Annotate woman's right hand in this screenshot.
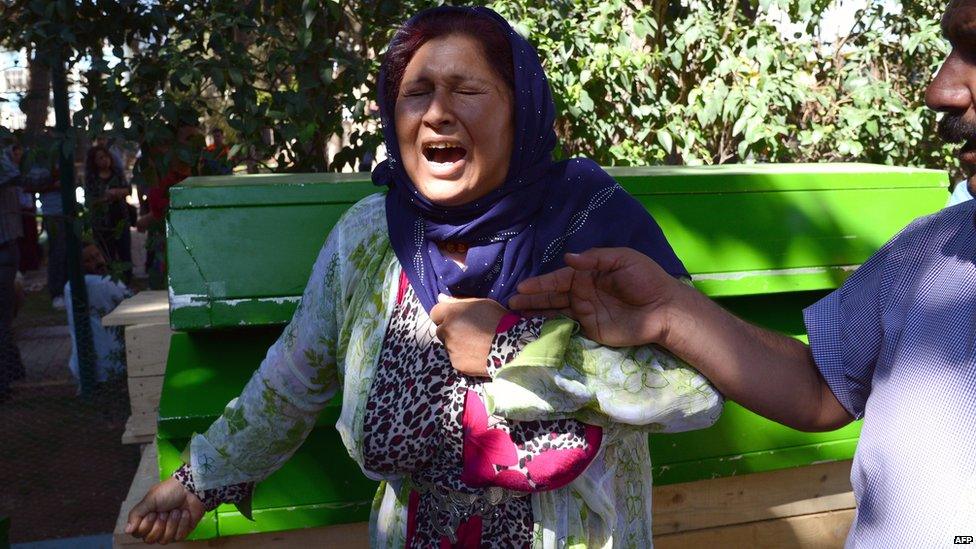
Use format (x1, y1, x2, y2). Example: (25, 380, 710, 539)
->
(124, 477, 205, 544)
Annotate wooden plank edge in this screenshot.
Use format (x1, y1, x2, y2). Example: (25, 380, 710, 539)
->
(122, 416, 156, 445)
(654, 508, 855, 549)
(103, 292, 170, 327)
(651, 459, 855, 535)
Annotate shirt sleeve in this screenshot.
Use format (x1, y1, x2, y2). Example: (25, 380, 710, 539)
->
(184, 225, 345, 491)
(483, 316, 723, 434)
(802, 232, 902, 419)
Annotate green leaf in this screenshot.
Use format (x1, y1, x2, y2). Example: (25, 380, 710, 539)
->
(229, 68, 243, 86)
(579, 90, 594, 113)
(656, 129, 673, 152)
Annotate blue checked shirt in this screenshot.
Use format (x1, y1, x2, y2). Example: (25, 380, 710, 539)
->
(804, 199, 976, 547)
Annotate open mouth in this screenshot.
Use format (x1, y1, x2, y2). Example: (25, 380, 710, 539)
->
(423, 142, 468, 165)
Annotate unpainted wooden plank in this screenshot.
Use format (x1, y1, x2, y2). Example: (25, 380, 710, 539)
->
(104, 291, 170, 327)
(121, 425, 155, 445)
(115, 514, 367, 548)
(125, 324, 173, 375)
(129, 402, 160, 422)
(652, 460, 855, 535)
(130, 393, 161, 414)
(128, 375, 164, 403)
(124, 412, 158, 436)
(654, 508, 855, 549)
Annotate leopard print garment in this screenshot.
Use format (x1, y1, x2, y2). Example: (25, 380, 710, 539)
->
(362, 275, 600, 548)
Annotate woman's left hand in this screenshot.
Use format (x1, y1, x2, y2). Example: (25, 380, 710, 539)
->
(430, 295, 508, 377)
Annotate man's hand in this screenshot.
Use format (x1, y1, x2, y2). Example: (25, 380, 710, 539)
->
(124, 477, 205, 544)
(430, 295, 508, 377)
(509, 248, 687, 348)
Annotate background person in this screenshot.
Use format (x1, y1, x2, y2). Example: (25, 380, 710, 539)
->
(12, 144, 41, 273)
(64, 243, 132, 389)
(0, 142, 25, 401)
(201, 128, 232, 175)
(37, 163, 66, 309)
(85, 144, 133, 282)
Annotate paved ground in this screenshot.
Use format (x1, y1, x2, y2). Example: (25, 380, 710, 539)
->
(12, 533, 113, 549)
(2, 239, 144, 543)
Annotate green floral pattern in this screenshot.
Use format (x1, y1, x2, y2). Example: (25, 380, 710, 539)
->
(187, 193, 723, 547)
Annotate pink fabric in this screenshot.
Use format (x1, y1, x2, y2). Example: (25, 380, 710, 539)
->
(495, 312, 521, 333)
(398, 271, 411, 305)
(460, 389, 602, 492)
(405, 491, 419, 548)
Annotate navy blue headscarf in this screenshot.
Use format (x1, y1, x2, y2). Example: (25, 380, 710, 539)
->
(373, 6, 686, 313)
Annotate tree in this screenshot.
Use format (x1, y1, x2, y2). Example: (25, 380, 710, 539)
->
(0, 0, 958, 179)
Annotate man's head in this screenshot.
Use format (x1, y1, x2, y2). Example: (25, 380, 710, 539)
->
(81, 244, 108, 276)
(211, 128, 224, 148)
(926, 0, 976, 167)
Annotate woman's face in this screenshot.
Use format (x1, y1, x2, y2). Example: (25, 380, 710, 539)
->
(395, 34, 514, 207)
(95, 150, 112, 170)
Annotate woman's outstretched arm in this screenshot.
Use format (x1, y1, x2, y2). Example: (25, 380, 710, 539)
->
(126, 226, 348, 544)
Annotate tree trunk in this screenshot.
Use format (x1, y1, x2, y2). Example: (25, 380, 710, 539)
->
(22, 49, 51, 138)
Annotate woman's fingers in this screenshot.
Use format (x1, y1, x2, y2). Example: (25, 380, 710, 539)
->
(159, 509, 181, 544)
(144, 512, 169, 543)
(175, 510, 192, 541)
(125, 499, 151, 534)
(134, 512, 157, 539)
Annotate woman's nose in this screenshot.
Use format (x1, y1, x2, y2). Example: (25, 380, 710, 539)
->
(926, 50, 976, 113)
(422, 89, 455, 130)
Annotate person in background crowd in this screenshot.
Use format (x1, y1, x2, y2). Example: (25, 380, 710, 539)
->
(35, 160, 66, 309)
(0, 141, 26, 402)
(12, 144, 41, 272)
(137, 122, 203, 289)
(64, 243, 131, 389)
(95, 133, 126, 173)
(201, 128, 233, 175)
(85, 144, 133, 283)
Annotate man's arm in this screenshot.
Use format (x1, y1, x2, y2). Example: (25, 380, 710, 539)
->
(662, 280, 852, 431)
(510, 247, 853, 432)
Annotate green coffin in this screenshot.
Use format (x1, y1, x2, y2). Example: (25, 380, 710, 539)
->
(159, 163, 947, 539)
(166, 164, 947, 330)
